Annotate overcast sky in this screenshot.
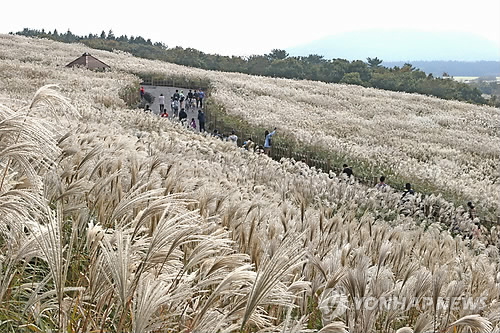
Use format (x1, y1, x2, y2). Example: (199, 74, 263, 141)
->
(1, 0, 499, 57)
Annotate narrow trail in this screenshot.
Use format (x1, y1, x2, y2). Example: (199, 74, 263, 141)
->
(143, 85, 203, 128)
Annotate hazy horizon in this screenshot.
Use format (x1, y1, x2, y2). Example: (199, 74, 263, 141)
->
(287, 29, 500, 62)
(1, 0, 499, 59)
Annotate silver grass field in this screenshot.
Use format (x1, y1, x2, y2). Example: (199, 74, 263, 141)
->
(0, 34, 499, 332)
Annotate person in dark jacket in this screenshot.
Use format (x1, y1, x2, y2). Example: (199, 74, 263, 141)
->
(179, 108, 187, 125)
(194, 90, 200, 107)
(467, 201, 477, 220)
(342, 164, 353, 178)
(173, 90, 180, 101)
(197, 109, 206, 132)
(402, 183, 414, 198)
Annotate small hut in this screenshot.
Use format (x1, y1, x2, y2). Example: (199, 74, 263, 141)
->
(66, 53, 110, 71)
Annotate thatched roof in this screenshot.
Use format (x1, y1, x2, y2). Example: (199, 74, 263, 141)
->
(66, 53, 110, 70)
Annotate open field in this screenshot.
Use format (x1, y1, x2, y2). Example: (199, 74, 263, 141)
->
(0, 35, 500, 332)
(1, 35, 499, 220)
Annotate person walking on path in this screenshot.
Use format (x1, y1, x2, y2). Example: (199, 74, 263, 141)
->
(190, 118, 197, 130)
(466, 202, 481, 238)
(179, 90, 185, 109)
(467, 201, 477, 220)
(172, 97, 179, 117)
(264, 128, 276, 155)
(243, 138, 255, 151)
(342, 164, 353, 178)
(213, 129, 224, 140)
(197, 109, 206, 132)
(140, 86, 145, 99)
(228, 131, 238, 145)
(179, 108, 187, 125)
(199, 90, 205, 108)
(194, 90, 200, 108)
(399, 182, 415, 216)
(402, 183, 414, 198)
(375, 176, 388, 191)
(159, 93, 165, 113)
(173, 90, 180, 101)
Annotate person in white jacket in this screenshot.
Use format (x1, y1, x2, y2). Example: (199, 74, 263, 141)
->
(158, 93, 165, 113)
(228, 131, 238, 145)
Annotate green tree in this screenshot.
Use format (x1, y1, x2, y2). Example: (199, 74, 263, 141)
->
(62, 29, 78, 43)
(340, 72, 364, 85)
(247, 55, 271, 76)
(266, 49, 288, 61)
(367, 57, 383, 68)
(401, 63, 416, 72)
(370, 72, 398, 90)
(348, 60, 371, 82)
(325, 59, 349, 83)
(270, 58, 304, 79)
(303, 54, 326, 64)
(117, 35, 129, 42)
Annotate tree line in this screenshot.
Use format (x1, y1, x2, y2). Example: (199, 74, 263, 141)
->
(14, 28, 497, 107)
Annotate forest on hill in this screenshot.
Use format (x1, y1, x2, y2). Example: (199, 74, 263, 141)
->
(13, 28, 498, 107)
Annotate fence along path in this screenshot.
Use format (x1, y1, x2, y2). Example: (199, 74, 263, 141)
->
(203, 102, 378, 184)
(202, 98, 500, 228)
(141, 83, 499, 227)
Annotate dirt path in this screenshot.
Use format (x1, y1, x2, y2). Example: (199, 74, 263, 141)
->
(143, 85, 204, 130)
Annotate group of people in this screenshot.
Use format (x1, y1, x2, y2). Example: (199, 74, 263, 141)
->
(140, 86, 205, 117)
(157, 89, 205, 116)
(373, 175, 480, 236)
(168, 108, 206, 133)
(140, 87, 207, 133)
(211, 130, 239, 144)
(208, 128, 277, 156)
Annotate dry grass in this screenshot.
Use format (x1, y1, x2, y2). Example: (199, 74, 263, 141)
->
(1, 35, 499, 332)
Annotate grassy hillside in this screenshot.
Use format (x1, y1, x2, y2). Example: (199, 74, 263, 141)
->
(14, 29, 493, 106)
(0, 34, 499, 332)
(1, 35, 498, 218)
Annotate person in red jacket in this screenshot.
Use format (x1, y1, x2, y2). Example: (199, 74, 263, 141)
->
(140, 86, 145, 99)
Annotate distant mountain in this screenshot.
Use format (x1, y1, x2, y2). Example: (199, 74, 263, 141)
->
(381, 60, 500, 77)
(287, 30, 500, 62)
